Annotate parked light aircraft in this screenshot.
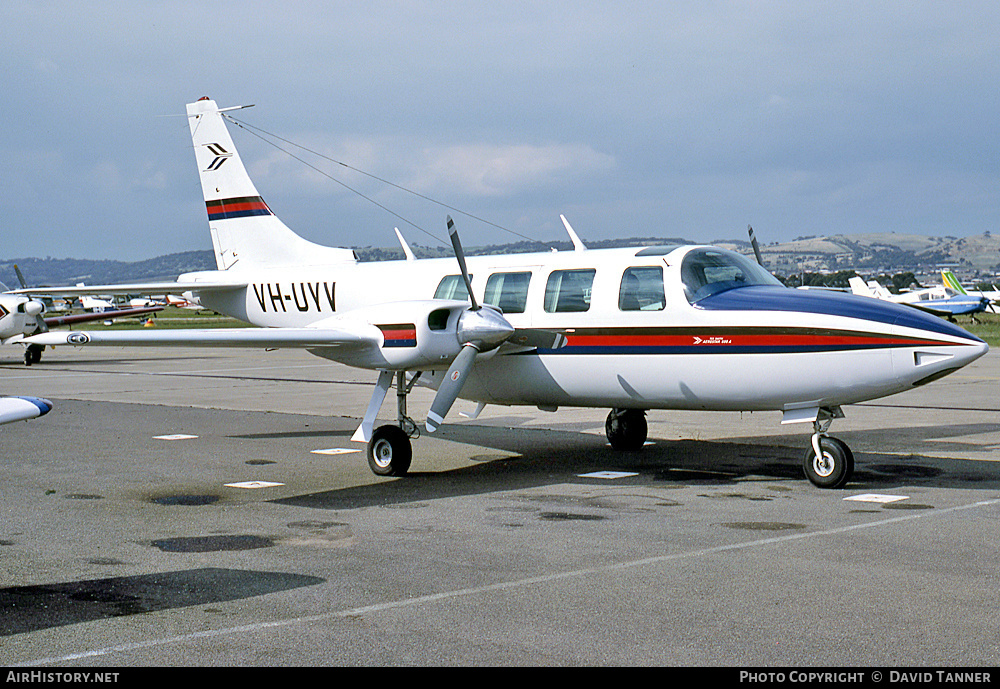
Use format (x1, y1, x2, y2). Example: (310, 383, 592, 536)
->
(0, 396, 52, 425)
(848, 276, 990, 319)
(942, 271, 999, 313)
(2, 270, 162, 365)
(20, 98, 989, 488)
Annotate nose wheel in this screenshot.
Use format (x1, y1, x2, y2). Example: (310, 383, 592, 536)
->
(802, 410, 854, 488)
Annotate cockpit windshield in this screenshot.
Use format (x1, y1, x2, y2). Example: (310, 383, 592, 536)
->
(681, 248, 783, 304)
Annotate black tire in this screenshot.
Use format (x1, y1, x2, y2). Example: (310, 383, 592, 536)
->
(367, 425, 413, 477)
(605, 409, 648, 451)
(24, 345, 42, 366)
(802, 436, 854, 489)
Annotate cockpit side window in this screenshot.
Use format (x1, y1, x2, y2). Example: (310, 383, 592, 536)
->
(484, 271, 531, 314)
(434, 274, 473, 300)
(544, 269, 595, 313)
(619, 266, 665, 311)
(680, 248, 782, 304)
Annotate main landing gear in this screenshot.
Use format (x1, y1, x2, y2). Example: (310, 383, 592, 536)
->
(801, 407, 854, 489)
(605, 408, 648, 450)
(356, 370, 419, 477)
(24, 344, 43, 366)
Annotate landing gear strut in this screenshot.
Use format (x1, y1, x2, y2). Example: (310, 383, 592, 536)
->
(605, 408, 647, 451)
(802, 408, 854, 489)
(357, 370, 420, 477)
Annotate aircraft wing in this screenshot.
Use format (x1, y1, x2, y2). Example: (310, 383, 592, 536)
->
(9, 281, 246, 297)
(24, 325, 381, 351)
(900, 299, 989, 317)
(43, 306, 163, 328)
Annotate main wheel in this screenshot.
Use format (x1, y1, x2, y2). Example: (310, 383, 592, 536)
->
(605, 409, 648, 451)
(24, 345, 42, 366)
(802, 436, 854, 489)
(367, 425, 413, 477)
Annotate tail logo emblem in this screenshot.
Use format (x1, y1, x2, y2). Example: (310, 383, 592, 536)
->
(204, 143, 232, 171)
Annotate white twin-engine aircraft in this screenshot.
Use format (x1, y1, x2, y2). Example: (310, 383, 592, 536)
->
(22, 98, 988, 488)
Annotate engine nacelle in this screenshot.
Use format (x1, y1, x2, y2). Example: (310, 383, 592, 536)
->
(309, 300, 477, 370)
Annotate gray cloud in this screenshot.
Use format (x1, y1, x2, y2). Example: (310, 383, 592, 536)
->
(2, 2, 997, 259)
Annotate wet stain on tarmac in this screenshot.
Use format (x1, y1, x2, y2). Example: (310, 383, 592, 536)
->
(723, 522, 806, 531)
(150, 494, 220, 506)
(0, 568, 324, 636)
(283, 521, 353, 548)
(539, 512, 606, 522)
(151, 535, 274, 552)
(699, 492, 774, 501)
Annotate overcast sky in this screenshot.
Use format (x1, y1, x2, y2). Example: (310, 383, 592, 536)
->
(3, 2, 998, 261)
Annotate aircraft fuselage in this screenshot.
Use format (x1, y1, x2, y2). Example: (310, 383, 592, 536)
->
(181, 244, 986, 415)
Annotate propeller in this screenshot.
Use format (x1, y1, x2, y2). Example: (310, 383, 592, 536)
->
(748, 225, 764, 267)
(425, 217, 516, 432)
(13, 264, 48, 334)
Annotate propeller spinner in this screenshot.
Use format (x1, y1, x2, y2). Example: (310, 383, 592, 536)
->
(13, 264, 47, 334)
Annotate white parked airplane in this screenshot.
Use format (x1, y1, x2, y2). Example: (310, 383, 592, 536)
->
(21, 98, 989, 488)
(848, 276, 990, 319)
(2, 269, 162, 365)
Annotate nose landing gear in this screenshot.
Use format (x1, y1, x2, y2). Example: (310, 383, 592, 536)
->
(802, 408, 854, 489)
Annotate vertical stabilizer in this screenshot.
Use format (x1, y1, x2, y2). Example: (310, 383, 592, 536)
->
(848, 277, 873, 297)
(186, 98, 356, 270)
(942, 270, 967, 295)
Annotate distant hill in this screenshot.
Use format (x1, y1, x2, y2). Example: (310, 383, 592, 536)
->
(750, 232, 1000, 278)
(3, 231, 997, 288)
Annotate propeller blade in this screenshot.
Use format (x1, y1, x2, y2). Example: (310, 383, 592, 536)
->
(13, 264, 28, 290)
(13, 265, 48, 332)
(447, 216, 479, 311)
(748, 225, 764, 266)
(509, 328, 567, 350)
(426, 344, 479, 432)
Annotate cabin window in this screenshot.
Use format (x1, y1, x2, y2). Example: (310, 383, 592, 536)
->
(484, 272, 531, 314)
(619, 266, 665, 311)
(680, 248, 782, 304)
(544, 269, 595, 313)
(434, 274, 473, 300)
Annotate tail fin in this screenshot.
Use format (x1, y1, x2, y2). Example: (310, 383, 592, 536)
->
(942, 270, 967, 294)
(186, 98, 356, 270)
(848, 277, 874, 297)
